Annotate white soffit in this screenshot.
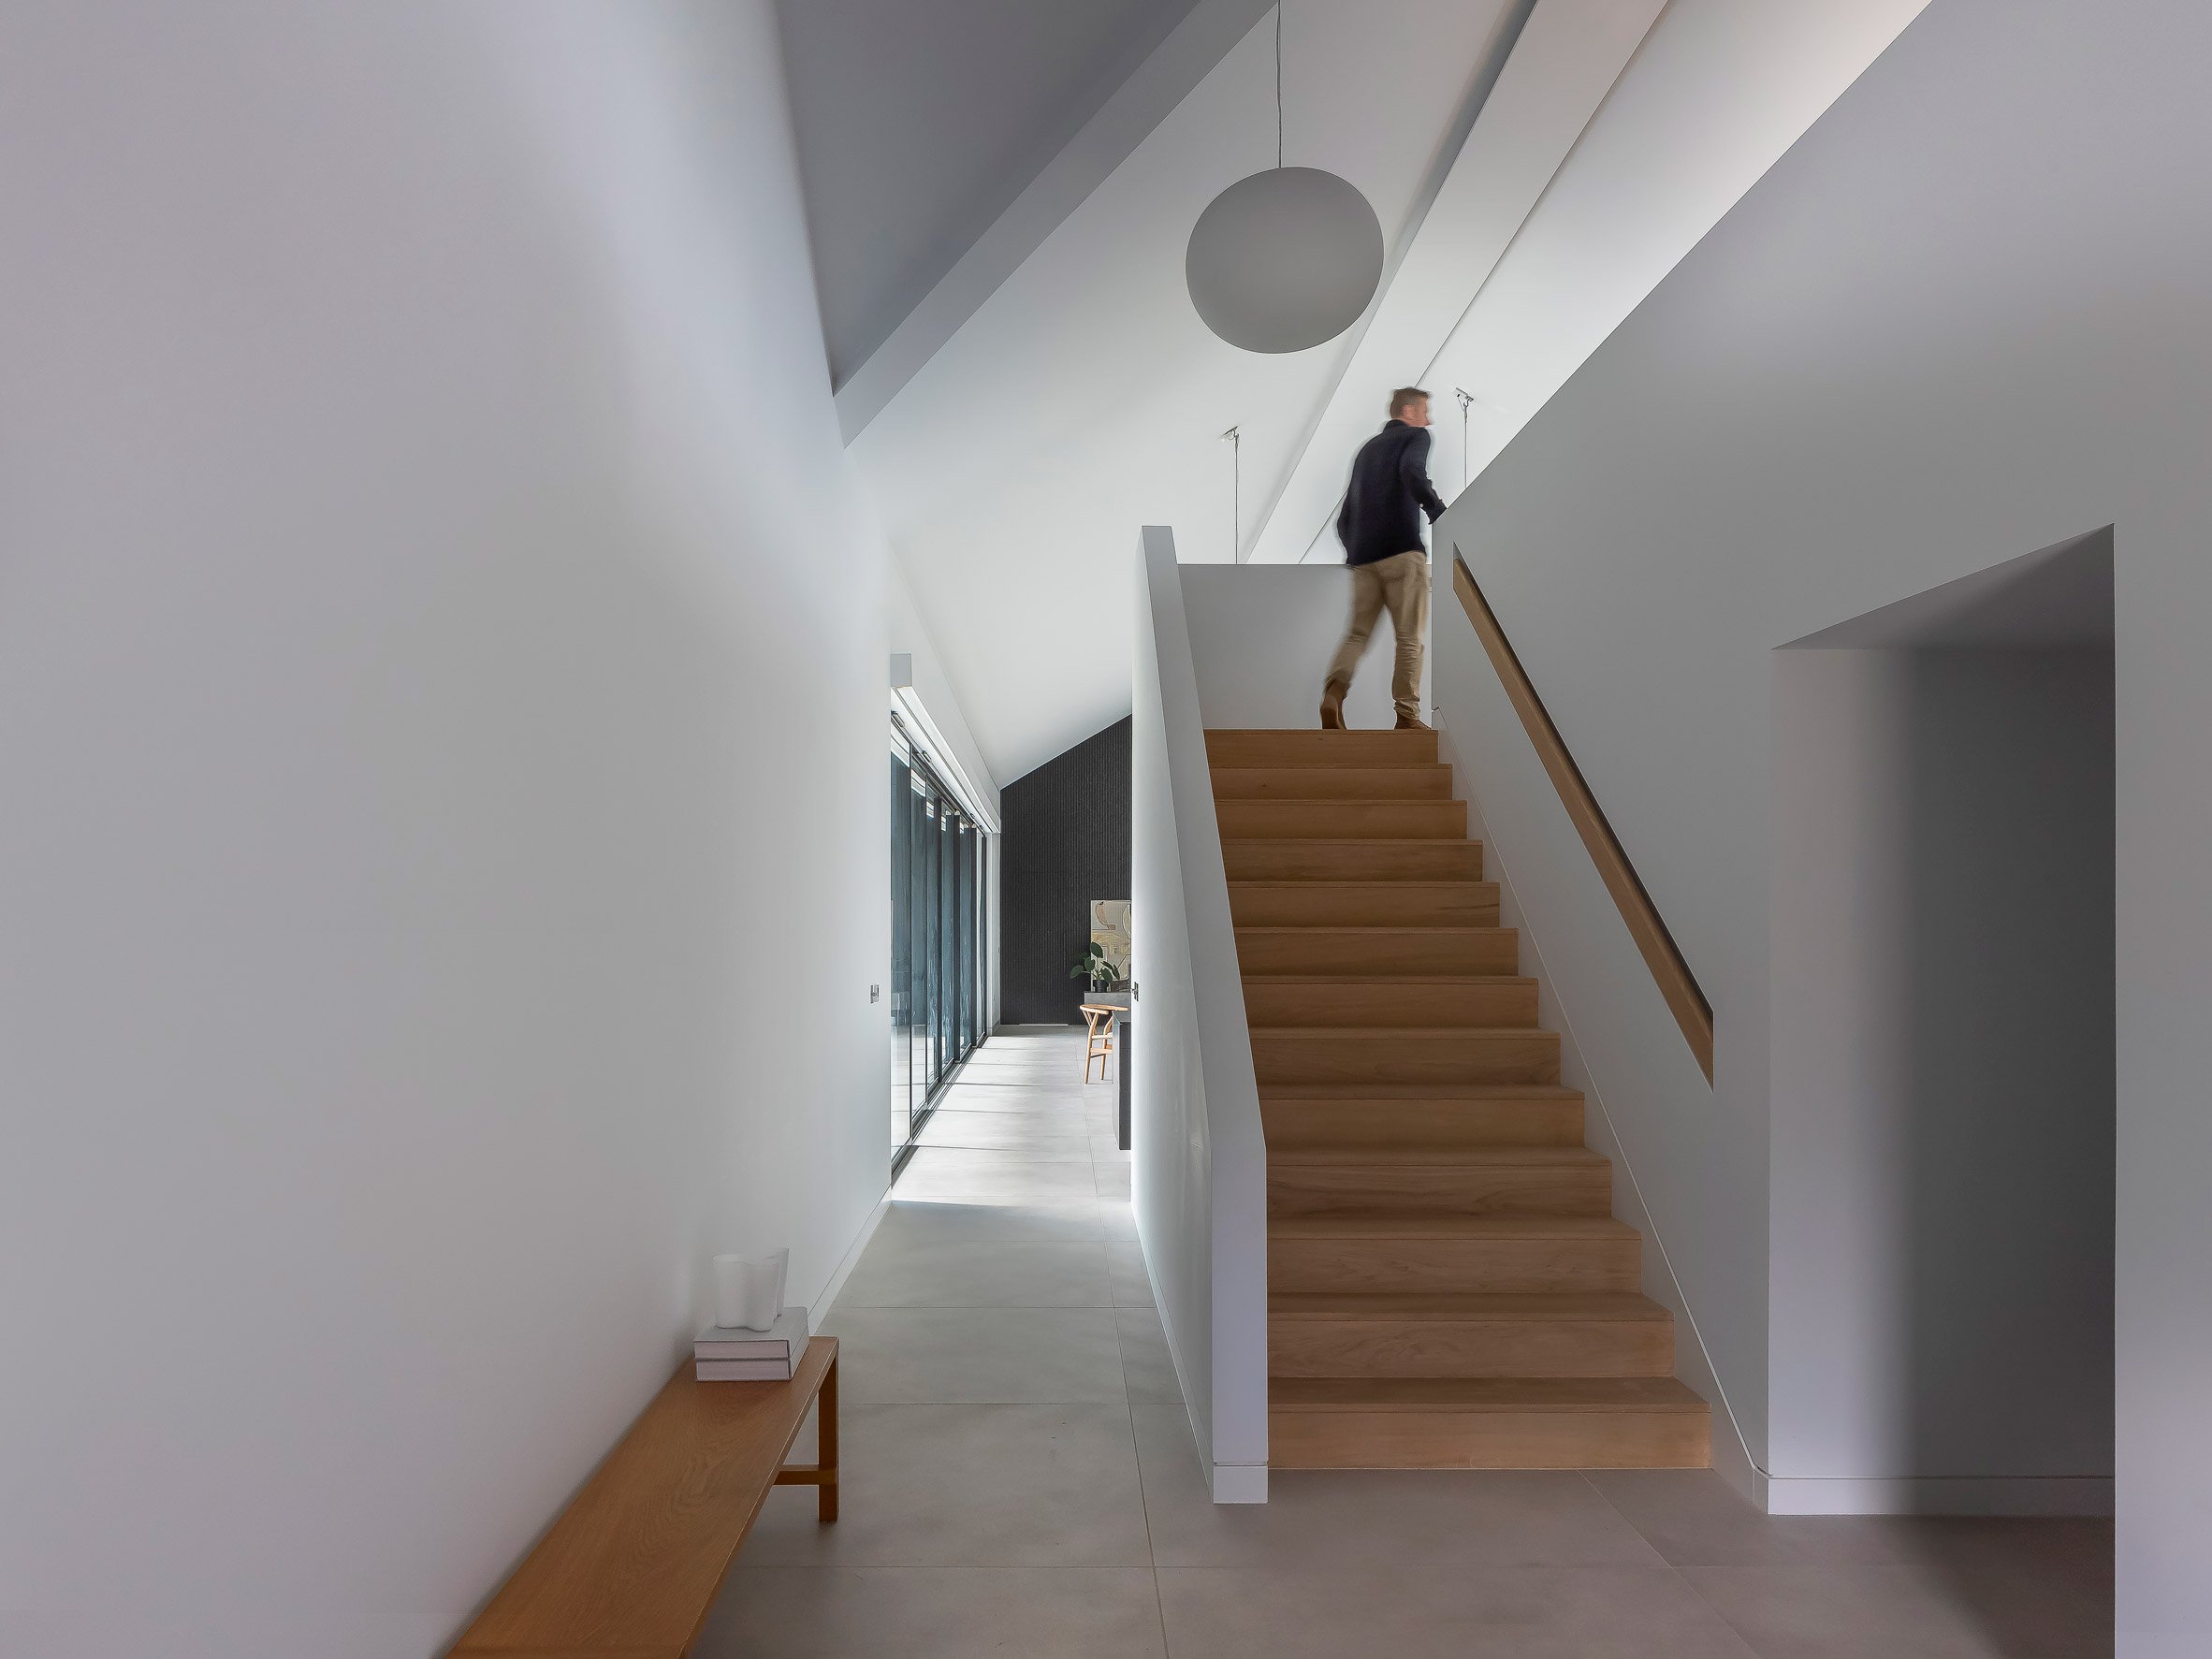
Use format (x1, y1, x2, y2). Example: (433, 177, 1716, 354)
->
(1416, 0, 1935, 526)
(1244, 0, 1668, 566)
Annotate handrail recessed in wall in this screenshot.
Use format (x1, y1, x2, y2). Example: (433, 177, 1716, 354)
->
(1449, 549, 1715, 1084)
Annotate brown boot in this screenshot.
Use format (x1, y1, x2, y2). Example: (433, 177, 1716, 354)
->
(1319, 683, 1346, 730)
(1394, 712, 1431, 731)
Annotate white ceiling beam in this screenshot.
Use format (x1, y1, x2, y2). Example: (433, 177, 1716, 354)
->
(1242, 0, 1668, 565)
(834, 0, 1278, 445)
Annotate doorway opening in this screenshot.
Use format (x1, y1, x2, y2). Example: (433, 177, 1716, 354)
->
(1770, 528, 2115, 1513)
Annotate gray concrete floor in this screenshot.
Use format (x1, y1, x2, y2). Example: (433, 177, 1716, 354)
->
(706, 1026, 2112, 1657)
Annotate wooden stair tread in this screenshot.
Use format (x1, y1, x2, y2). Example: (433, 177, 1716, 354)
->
(1223, 839, 1480, 853)
(1267, 1145, 1608, 1169)
(1238, 928, 1512, 942)
(1240, 974, 1536, 986)
(1250, 1025, 1555, 1038)
(1273, 1376, 1708, 1413)
(1271, 1291, 1668, 1323)
(1259, 1083, 1582, 1101)
(1206, 729, 1438, 766)
(1270, 1214, 1637, 1240)
(1230, 880, 1494, 890)
(1216, 775, 1453, 802)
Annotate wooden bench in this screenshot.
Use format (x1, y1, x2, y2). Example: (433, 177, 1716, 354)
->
(447, 1336, 838, 1658)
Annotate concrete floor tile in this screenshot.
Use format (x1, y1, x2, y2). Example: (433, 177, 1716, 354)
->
(912, 1109, 1093, 1158)
(739, 1403, 1152, 1568)
(1114, 1306, 1181, 1407)
(1588, 1474, 2116, 1586)
(837, 1236, 1111, 1308)
(933, 1083, 1099, 1113)
(699, 1567, 1165, 1658)
(1156, 1565, 1757, 1658)
(1680, 1563, 2109, 1658)
(871, 1197, 1106, 1246)
(822, 1306, 1128, 1404)
(1107, 1240, 1155, 1307)
(892, 1149, 1104, 1206)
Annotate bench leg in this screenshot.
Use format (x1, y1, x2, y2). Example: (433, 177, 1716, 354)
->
(817, 1351, 838, 1523)
(770, 1355, 842, 1522)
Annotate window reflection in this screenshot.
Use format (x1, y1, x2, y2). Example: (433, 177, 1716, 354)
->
(891, 720, 985, 1164)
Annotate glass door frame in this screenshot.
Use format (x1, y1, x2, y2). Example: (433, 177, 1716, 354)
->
(891, 717, 991, 1171)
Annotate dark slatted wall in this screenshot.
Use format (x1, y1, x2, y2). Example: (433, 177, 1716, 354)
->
(999, 717, 1132, 1026)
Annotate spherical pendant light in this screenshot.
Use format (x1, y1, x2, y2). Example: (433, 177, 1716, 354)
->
(1184, 7, 1382, 354)
(1186, 166, 1384, 354)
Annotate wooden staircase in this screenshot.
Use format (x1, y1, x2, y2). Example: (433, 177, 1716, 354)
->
(1211, 726, 1710, 1470)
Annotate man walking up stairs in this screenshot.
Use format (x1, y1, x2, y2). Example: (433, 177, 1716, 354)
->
(1320, 387, 1448, 733)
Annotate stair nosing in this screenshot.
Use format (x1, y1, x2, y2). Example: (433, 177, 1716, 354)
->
(1270, 1215, 1636, 1238)
(1241, 974, 1536, 985)
(1258, 1084, 1583, 1099)
(1235, 926, 1514, 938)
(1267, 1145, 1606, 1166)
(1250, 1026, 1558, 1039)
(1267, 1290, 1669, 1323)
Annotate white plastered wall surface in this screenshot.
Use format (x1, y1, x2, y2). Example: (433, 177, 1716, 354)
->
(0, 4, 988, 1655)
(1434, 0, 2208, 1646)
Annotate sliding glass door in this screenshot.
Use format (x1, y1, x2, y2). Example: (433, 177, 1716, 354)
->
(891, 721, 986, 1164)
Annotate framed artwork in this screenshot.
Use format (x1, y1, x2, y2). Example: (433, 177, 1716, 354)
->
(1089, 899, 1132, 982)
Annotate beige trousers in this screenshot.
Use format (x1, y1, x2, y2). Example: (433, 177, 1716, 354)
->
(1324, 550, 1430, 722)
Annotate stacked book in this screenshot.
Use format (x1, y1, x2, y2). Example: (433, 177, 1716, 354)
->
(694, 1305, 809, 1381)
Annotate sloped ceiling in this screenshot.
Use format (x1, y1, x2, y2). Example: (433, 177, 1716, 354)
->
(804, 0, 1929, 784)
(776, 0, 1201, 386)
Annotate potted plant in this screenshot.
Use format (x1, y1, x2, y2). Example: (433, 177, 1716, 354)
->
(1069, 942, 1115, 994)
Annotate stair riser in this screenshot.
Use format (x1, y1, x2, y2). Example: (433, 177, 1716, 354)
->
(1230, 885, 1500, 927)
(1268, 1407, 1709, 1470)
(1261, 1099, 1586, 1148)
(1270, 1235, 1638, 1294)
(1244, 980, 1537, 1029)
(1215, 800, 1467, 840)
(1269, 1318, 1673, 1379)
(1252, 1032, 1561, 1086)
(1236, 929, 1520, 976)
(1223, 841, 1483, 882)
(1208, 730, 1437, 767)
(1268, 1163, 1611, 1217)
(1212, 766, 1451, 801)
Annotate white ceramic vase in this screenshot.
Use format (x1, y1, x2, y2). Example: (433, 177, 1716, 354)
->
(712, 1248, 788, 1332)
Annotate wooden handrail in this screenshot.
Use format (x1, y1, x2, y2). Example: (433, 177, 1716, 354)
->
(1449, 551, 1714, 1084)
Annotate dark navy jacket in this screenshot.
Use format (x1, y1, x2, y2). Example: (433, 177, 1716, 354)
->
(1335, 419, 1448, 567)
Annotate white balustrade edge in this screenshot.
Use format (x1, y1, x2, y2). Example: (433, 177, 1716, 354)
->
(1132, 525, 1270, 1502)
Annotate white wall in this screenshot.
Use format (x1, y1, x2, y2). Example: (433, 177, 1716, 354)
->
(1434, 0, 2207, 1638)
(0, 6, 976, 1654)
(1771, 641, 2114, 1509)
(1131, 531, 1269, 1501)
(888, 555, 1001, 830)
(1181, 563, 1425, 731)
(1429, 604, 1763, 1493)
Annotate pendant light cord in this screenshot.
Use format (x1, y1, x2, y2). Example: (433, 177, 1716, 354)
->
(1274, 4, 1284, 169)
